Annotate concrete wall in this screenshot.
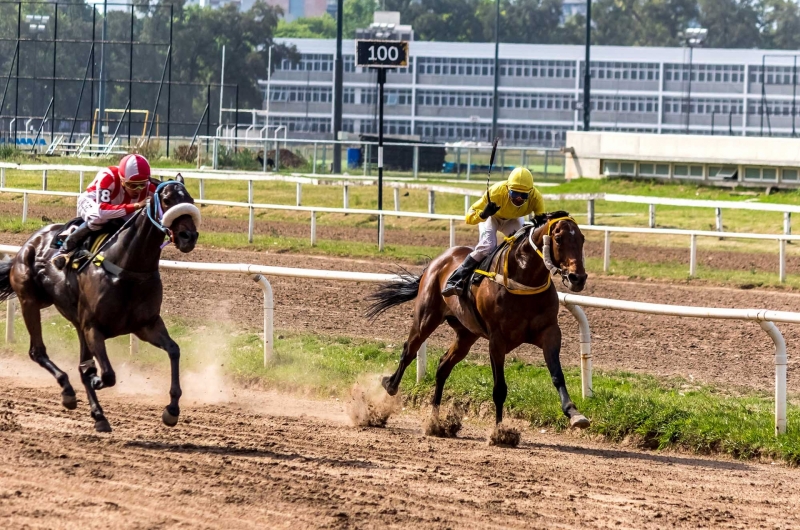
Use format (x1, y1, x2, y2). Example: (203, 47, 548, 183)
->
(565, 131, 800, 181)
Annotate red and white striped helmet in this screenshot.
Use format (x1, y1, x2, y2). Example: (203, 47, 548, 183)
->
(118, 154, 151, 184)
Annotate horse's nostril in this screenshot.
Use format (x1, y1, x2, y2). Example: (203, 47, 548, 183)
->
(178, 231, 191, 241)
(569, 273, 586, 284)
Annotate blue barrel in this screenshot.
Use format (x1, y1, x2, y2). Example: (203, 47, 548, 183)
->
(347, 147, 362, 169)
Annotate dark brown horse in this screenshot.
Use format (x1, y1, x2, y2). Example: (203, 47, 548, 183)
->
(0, 177, 200, 432)
(367, 212, 590, 433)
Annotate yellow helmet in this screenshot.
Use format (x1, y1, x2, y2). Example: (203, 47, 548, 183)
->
(507, 167, 534, 193)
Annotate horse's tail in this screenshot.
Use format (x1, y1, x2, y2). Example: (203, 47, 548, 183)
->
(0, 260, 15, 303)
(365, 267, 425, 320)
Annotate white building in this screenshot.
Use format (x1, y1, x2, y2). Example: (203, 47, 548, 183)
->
(262, 38, 800, 146)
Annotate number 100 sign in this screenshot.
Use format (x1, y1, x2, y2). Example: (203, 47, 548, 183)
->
(355, 40, 409, 68)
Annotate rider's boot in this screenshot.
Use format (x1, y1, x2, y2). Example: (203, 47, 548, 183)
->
(442, 255, 480, 297)
(52, 222, 92, 270)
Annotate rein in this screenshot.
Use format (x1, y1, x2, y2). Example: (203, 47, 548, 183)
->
(474, 216, 574, 295)
(147, 181, 178, 248)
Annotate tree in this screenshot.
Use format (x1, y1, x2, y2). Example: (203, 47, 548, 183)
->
(276, 15, 337, 38)
(697, 0, 762, 49)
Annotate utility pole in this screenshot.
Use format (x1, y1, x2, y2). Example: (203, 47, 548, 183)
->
(332, 0, 344, 173)
(98, 0, 108, 145)
(681, 27, 707, 134)
(491, 0, 500, 141)
(583, 0, 592, 131)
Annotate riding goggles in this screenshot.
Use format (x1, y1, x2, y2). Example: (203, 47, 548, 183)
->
(509, 190, 530, 201)
(124, 180, 149, 191)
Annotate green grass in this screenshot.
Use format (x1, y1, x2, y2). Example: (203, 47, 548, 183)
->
(4, 310, 799, 463)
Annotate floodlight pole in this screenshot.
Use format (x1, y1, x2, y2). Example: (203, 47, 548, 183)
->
(333, 0, 344, 173)
(583, 0, 591, 131)
(98, 0, 108, 145)
(491, 0, 500, 141)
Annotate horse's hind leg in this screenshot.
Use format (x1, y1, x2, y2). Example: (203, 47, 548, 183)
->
(78, 329, 111, 432)
(135, 317, 182, 427)
(431, 319, 478, 417)
(382, 303, 444, 396)
(18, 298, 77, 409)
(540, 325, 589, 429)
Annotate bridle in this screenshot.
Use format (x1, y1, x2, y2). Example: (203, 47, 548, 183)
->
(528, 216, 576, 287)
(146, 180, 202, 249)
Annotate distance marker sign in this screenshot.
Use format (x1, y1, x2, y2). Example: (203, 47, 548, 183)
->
(355, 40, 409, 68)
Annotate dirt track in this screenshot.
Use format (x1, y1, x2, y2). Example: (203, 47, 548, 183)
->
(1, 370, 799, 529)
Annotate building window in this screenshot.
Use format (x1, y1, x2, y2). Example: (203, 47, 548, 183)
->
(783, 169, 799, 181)
(744, 167, 778, 181)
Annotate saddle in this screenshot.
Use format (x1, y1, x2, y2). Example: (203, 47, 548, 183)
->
(470, 225, 531, 288)
(50, 218, 122, 270)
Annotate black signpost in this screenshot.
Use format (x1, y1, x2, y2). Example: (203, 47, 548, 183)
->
(355, 40, 409, 238)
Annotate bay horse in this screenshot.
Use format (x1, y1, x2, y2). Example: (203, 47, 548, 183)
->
(0, 177, 200, 432)
(367, 212, 590, 434)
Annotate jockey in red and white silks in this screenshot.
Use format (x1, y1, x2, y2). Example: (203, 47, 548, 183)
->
(52, 154, 156, 269)
(78, 153, 157, 230)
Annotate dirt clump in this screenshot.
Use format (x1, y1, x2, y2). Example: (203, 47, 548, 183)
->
(489, 422, 521, 447)
(346, 380, 401, 427)
(424, 403, 464, 438)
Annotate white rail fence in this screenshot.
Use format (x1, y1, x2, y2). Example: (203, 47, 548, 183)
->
(1, 161, 798, 233)
(0, 243, 793, 436)
(1, 186, 798, 282)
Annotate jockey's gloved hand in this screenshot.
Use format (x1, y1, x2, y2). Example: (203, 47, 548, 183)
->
(480, 201, 501, 219)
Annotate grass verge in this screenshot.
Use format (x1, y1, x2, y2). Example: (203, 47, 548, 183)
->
(3, 311, 798, 464)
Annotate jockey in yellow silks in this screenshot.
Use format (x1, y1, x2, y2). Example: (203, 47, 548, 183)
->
(442, 167, 546, 296)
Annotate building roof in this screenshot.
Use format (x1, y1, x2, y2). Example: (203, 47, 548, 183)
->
(276, 38, 800, 65)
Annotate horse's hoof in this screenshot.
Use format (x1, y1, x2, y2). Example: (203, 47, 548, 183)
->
(90, 376, 104, 391)
(94, 419, 112, 433)
(101, 371, 116, 388)
(162, 407, 179, 427)
(61, 392, 78, 410)
(381, 376, 398, 396)
(570, 414, 590, 429)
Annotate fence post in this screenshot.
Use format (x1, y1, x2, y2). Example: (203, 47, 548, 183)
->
(715, 208, 723, 233)
(428, 190, 435, 214)
(500, 149, 505, 179)
(780, 239, 787, 283)
(199, 178, 205, 200)
(363, 144, 369, 176)
(310, 211, 317, 246)
(263, 138, 268, 172)
(212, 138, 219, 169)
(784, 212, 791, 236)
(248, 206, 254, 243)
(413, 145, 419, 179)
(251, 274, 274, 366)
(759, 321, 787, 436)
(456, 147, 462, 178)
(521, 149, 526, 168)
(22, 193, 28, 224)
(248, 180, 254, 205)
(587, 199, 595, 226)
(416, 341, 427, 383)
(312, 142, 318, 174)
(79, 171, 84, 192)
(466, 149, 471, 180)
(449, 219, 456, 248)
(689, 234, 697, 277)
(42, 170, 47, 191)
(649, 204, 656, 228)
(565, 304, 592, 399)
(5, 299, 15, 343)
(464, 195, 470, 215)
(343, 184, 349, 209)
(378, 214, 385, 252)
(0, 168, 4, 187)
(274, 140, 280, 171)
(544, 151, 549, 177)
(393, 187, 400, 213)
(296, 182, 302, 206)
(322, 144, 327, 173)
(603, 230, 610, 273)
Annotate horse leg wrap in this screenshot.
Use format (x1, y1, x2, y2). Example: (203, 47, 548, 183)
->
(79, 359, 97, 375)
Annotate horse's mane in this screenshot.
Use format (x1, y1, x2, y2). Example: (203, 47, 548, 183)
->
(532, 210, 571, 228)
